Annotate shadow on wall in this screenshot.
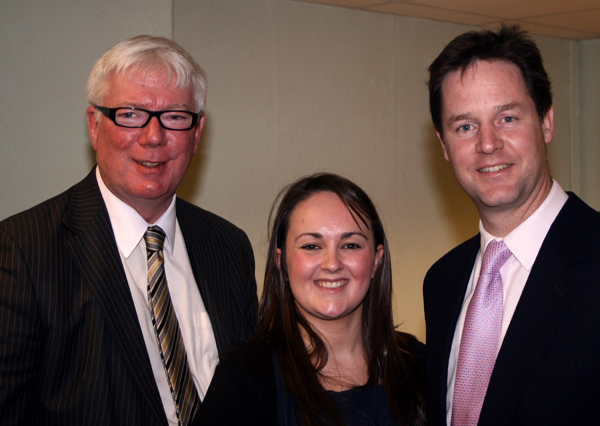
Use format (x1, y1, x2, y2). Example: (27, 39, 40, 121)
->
(173, 112, 211, 203)
(424, 124, 479, 243)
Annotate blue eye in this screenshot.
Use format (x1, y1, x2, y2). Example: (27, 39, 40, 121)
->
(164, 113, 186, 121)
(119, 111, 140, 119)
(459, 124, 472, 132)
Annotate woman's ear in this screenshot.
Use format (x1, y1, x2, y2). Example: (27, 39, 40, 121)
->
(371, 244, 384, 278)
(276, 248, 289, 281)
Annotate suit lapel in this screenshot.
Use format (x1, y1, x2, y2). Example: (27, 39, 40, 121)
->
(480, 194, 593, 425)
(176, 200, 231, 354)
(432, 236, 480, 424)
(63, 169, 166, 424)
(441, 239, 480, 359)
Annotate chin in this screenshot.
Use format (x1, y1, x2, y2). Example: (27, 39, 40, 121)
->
(474, 188, 520, 208)
(135, 185, 172, 200)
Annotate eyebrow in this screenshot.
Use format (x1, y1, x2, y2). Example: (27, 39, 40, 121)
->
(121, 102, 191, 110)
(496, 101, 523, 112)
(294, 231, 369, 242)
(445, 101, 524, 127)
(445, 113, 470, 127)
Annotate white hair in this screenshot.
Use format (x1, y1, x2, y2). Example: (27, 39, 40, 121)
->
(86, 35, 207, 115)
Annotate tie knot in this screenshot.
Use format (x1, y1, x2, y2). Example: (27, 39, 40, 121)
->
(144, 226, 166, 252)
(481, 240, 512, 275)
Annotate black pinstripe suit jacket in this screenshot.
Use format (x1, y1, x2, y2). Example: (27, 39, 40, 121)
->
(0, 168, 258, 425)
(424, 193, 600, 425)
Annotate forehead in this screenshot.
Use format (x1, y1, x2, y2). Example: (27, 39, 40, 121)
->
(103, 68, 194, 108)
(288, 192, 369, 235)
(441, 60, 529, 109)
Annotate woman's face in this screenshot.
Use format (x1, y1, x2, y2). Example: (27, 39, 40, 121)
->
(278, 192, 384, 327)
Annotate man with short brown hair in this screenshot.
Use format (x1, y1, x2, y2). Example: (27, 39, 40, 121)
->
(425, 25, 600, 426)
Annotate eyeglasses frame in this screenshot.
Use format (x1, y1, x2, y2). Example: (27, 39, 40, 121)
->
(94, 105, 201, 130)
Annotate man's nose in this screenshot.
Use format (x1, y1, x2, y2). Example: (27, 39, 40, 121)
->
(477, 124, 503, 154)
(139, 116, 166, 146)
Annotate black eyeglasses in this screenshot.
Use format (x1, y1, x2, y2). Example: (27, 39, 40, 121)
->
(95, 106, 201, 130)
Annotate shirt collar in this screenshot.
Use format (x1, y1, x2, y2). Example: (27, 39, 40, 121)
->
(479, 180, 568, 271)
(96, 167, 177, 258)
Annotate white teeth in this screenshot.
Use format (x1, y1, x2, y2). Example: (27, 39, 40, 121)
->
(317, 280, 347, 288)
(139, 161, 161, 167)
(479, 164, 510, 173)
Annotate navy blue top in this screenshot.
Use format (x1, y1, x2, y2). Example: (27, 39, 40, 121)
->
(195, 334, 425, 426)
(274, 355, 396, 426)
(329, 385, 396, 426)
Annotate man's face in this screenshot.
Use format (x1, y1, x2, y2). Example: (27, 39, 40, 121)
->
(87, 70, 203, 222)
(437, 60, 554, 221)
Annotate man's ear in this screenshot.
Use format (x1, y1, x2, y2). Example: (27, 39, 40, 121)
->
(542, 106, 554, 145)
(86, 106, 100, 151)
(192, 113, 205, 155)
(436, 131, 450, 162)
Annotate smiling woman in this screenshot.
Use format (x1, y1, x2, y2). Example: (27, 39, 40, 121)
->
(281, 191, 383, 333)
(195, 173, 426, 426)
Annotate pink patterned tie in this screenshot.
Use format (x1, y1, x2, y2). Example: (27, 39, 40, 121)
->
(451, 240, 512, 426)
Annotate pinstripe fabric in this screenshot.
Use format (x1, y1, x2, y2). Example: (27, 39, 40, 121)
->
(145, 226, 200, 426)
(0, 167, 258, 425)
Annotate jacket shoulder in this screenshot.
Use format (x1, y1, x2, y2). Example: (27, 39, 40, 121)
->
(1, 186, 73, 240)
(0, 169, 99, 241)
(175, 198, 254, 262)
(426, 235, 479, 278)
(176, 198, 248, 236)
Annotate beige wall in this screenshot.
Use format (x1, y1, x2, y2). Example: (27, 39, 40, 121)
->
(579, 39, 600, 210)
(172, 0, 576, 340)
(0, 0, 172, 218)
(0, 0, 593, 341)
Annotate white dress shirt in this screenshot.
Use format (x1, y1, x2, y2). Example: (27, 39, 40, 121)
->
(446, 180, 568, 424)
(96, 168, 219, 426)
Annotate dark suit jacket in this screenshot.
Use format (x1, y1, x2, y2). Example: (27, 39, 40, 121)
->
(424, 192, 600, 426)
(0, 168, 258, 425)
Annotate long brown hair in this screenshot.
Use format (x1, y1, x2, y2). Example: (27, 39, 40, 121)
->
(256, 173, 425, 426)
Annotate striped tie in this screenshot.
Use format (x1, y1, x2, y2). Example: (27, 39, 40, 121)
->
(145, 226, 200, 426)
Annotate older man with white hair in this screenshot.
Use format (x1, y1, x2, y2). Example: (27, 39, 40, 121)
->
(0, 36, 257, 426)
